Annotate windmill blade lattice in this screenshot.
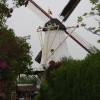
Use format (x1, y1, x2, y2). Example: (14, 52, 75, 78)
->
(27, 0, 52, 22)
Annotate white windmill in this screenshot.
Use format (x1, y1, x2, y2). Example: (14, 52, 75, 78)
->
(25, 0, 97, 70)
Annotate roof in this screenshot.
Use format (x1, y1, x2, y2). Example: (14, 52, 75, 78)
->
(17, 84, 38, 92)
(44, 18, 66, 31)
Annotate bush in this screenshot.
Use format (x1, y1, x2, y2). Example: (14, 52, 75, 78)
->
(36, 51, 100, 100)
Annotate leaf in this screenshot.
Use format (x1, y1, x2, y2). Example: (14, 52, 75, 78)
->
(88, 27, 96, 31)
(96, 3, 100, 11)
(89, 11, 95, 15)
(81, 23, 86, 27)
(90, 0, 98, 4)
(97, 40, 100, 43)
(77, 16, 83, 22)
(83, 13, 88, 16)
(94, 29, 100, 33)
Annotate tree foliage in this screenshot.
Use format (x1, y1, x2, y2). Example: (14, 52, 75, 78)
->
(0, 0, 33, 98)
(77, 0, 100, 37)
(0, 27, 33, 95)
(35, 51, 100, 100)
(0, 0, 27, 28)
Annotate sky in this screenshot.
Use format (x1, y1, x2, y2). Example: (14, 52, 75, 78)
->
(6, 0, 100, 69)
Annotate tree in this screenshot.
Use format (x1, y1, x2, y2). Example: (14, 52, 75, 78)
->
(0, 0, 27, 28)
(35, 51, 100, 100)
(0, 27, 33, 97)
(0, 0, 33, 98)
(77, 0, 100, 38)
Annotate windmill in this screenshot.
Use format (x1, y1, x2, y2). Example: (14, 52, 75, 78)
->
(25, 0, 97, 70)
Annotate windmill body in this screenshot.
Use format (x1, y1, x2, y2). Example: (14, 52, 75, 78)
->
(40, 19, 69, 67)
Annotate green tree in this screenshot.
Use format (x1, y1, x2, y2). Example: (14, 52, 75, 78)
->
(35, 51, 100, 100)
(0, 0, 32, 98)
(78, 0, 100, 37)
(0, 27, 33, 97)
(0, 0, 27, 28)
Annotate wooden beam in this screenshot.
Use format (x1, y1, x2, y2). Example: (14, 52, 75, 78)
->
(60, 0, 81, 21)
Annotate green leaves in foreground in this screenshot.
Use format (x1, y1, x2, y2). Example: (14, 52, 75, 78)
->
(36, 51, 100, 100)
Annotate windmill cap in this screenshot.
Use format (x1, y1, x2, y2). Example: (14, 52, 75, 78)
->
(43, 18, 66, 31)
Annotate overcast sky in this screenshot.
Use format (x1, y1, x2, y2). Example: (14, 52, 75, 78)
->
(6, 0, 100, 63)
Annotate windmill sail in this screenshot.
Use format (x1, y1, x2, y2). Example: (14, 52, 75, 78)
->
(27, 0, 52, 22)
(65, 30, 97, 54)
(35, 50, 42, 63)
(28, 0, 97, 68)
(60, 0, 81, 21)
